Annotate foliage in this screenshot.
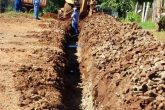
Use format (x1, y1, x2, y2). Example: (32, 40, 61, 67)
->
(43, 0, 64, 13)
(125, 12, 141, 23)
(137, 0, 153, 4)
(139, 20, 156, 29)
(160, 16, 165, 23)
(5, 5, 13, 12)
(100, 0, 136, 18)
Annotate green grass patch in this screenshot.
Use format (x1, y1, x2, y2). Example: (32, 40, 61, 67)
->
(150, 30, 165, 41)
(0, 11, 34, 19)
(4, 11, 21, 17)
(139, 21, 156, 29)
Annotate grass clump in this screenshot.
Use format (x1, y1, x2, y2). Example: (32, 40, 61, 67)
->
(139, 21, 156, 29)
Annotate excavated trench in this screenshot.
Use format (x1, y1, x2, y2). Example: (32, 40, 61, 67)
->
(60, 29, 82, 110)
(13, 14, 165, 110)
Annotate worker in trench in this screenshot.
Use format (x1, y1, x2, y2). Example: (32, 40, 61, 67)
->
(71, 6, 80, 36)
(14, 0, 21, 12)
(33, 0, 40, 20)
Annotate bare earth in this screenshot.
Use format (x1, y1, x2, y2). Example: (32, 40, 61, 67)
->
(0, 14, 41, 110)
(0, 15, 49, 110)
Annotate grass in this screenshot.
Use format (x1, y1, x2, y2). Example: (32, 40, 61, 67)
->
(0, 11, 34, 18)
(3, 11, 21, 17)
(139, 20, 156, 29)
(137, 20, 165, 41)
(151, 30, 165, 41)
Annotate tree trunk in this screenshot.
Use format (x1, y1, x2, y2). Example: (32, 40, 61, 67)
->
(144, 2, 150, 22)
(154, 0, 163, 23)
(142, 2, 146, 22)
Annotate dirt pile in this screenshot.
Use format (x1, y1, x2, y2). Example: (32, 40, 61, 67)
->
(42, 12, 58, 19)
(14, 20, 68, 110)
(78, 13, 165, 110)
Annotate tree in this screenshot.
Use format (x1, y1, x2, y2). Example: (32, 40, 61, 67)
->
(100, 0, 136, 18)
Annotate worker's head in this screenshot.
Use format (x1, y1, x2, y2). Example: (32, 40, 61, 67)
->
(73, 7, 77, 11)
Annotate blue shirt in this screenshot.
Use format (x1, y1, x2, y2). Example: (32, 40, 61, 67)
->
(33, 0, 40, 5)
(71, 11, 79, 24)
(15, 0, 21, 4)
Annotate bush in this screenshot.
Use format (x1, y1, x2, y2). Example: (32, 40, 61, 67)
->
(160, 16, 165, 23)
(43, 0, 64, 13)
(126, 12, 141, 23)
(100, 0, 135, 18)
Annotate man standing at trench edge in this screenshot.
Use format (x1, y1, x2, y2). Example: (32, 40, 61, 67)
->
(33, 0, 40, 20)
(71, 7, 79, 36)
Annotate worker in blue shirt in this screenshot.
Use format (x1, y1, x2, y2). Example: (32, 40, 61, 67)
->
(33, 0, 40, 19)
(71, 7, 79, 36)
(15, 0, 21, 12)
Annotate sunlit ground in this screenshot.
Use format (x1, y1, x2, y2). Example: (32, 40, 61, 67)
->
(138, 21, 165, 41)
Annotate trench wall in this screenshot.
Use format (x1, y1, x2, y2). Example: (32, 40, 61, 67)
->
(14, 20, 69, 110)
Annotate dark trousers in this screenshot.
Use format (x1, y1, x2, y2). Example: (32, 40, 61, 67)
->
(72, 22, 78, 35)
(34, 3, 39, 19)
(15, 1, 21, 12)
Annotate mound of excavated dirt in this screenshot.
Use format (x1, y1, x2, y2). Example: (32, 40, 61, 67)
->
(14, 20, 68, 110)
(42, 12, 58, 19)
(78, 13, 165, 110)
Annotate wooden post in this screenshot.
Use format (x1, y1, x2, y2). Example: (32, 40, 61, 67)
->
(152, 0, 156, 21)
(144, 2, 150, 22)
(142, 2, 146, 22)
(135, 2, 138, 13)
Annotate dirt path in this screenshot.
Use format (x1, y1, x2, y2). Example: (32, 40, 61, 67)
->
(0, 15, 44, 110)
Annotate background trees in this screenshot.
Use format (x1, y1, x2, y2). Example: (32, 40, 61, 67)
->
(100, 0, 135, 18)
(44, 0, 64, 13)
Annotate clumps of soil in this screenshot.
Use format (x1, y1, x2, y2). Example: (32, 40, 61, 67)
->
(42, 12, 58, 19)
(14, 20, 68, 110)
(78, 13, 165, 110)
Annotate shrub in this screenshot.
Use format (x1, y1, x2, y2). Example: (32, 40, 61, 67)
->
(126, 12, 141, 23)
(43, 0, 64, 13)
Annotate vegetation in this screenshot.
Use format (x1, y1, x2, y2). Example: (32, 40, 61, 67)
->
(125, 12, 141, 23)
(44, 0, 65, 13)
(139, 20, 156, 29)
(100, 0, 136, 18)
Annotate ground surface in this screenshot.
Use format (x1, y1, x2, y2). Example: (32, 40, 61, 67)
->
(0, 13, 67, 110)
(79, 14, 165, 110)
(0, 14, 42, 110)
(0, 12, 165, 110)
(150, 30, 165, 41)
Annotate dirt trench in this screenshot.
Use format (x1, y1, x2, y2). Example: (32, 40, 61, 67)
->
(1, 13, 165, 110)
(0, 13, 84, 110)
(13, 20, 84, 110)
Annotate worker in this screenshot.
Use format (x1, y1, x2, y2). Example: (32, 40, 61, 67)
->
(14, 0, 21, 12)
(33, 0, 40, 19)
(71, 7, 79, 36)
